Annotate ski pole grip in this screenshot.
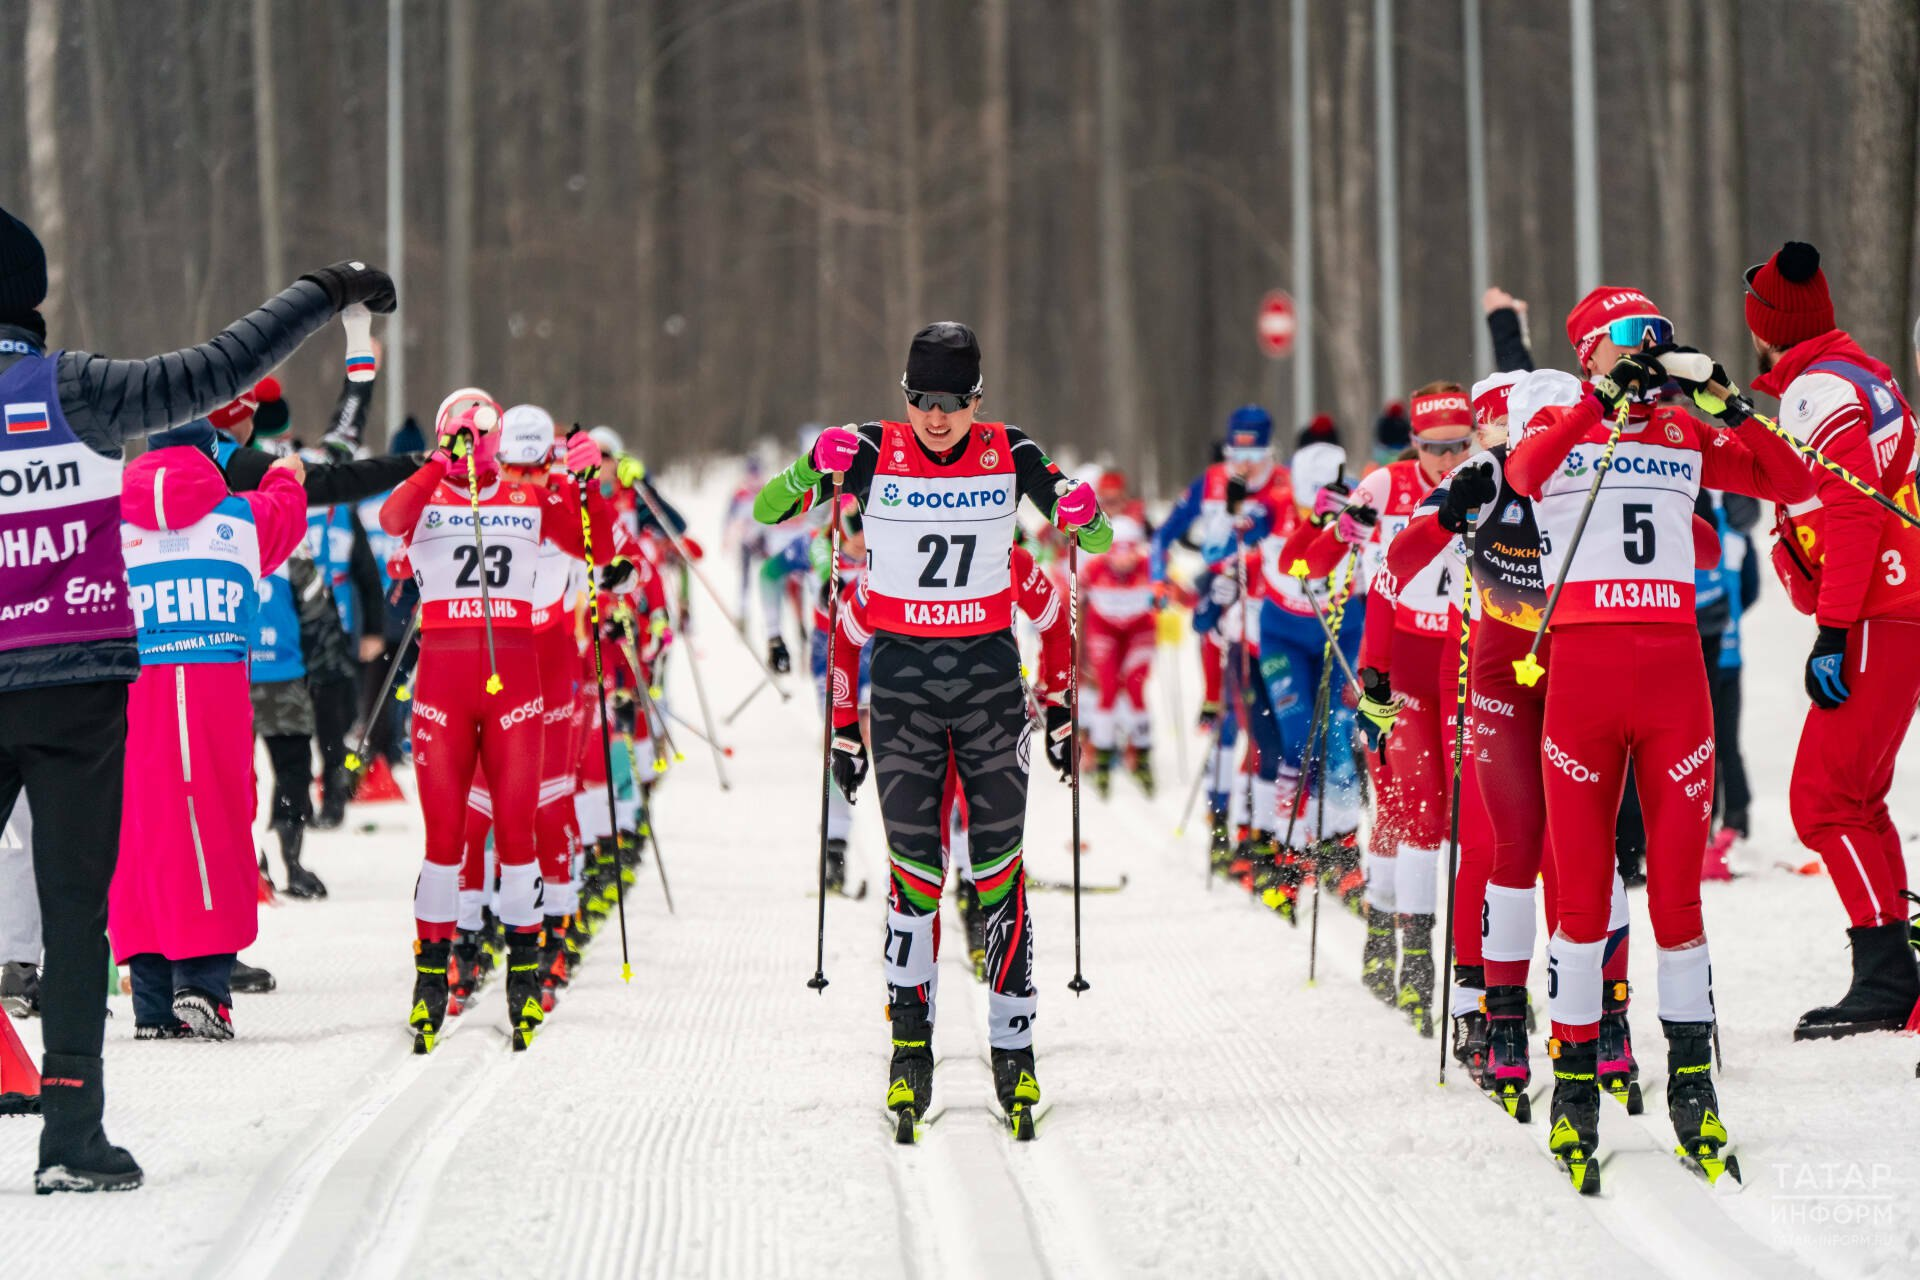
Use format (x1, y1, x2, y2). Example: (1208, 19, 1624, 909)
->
(342, 303, 377, 383)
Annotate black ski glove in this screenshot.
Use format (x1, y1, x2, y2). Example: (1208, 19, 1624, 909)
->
(299, 260, 398, 314)
(1805, 625, 1851, 710)
(1591, 350, 1666, 415)
(831, 725, 868, 800)
(768, 636, 791, 675)
(599, 557, 636, 593)
(1225, 474, 1248, 514)
(1437, 462, 1498, 533)
(1043, 702, 1074, 780)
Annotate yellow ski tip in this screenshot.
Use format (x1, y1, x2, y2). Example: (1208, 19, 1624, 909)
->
(621, 964, 634, 983)
(653, 760, 668, 774)
(1288, 559, 1310, 579)
(396, 685, 412, 702)
(1512, 653, 1545, 687)
(672, 752, 686, 763)
(344, 752, 362, 771)
(485, 674, 504, 695)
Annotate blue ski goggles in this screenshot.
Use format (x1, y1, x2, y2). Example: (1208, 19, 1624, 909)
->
(1605, 315, 1673, 350)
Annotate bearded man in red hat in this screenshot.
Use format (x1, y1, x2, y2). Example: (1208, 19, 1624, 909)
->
(1744, 241, 1920, 1042)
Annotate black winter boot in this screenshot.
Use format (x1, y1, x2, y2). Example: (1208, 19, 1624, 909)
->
(1794, 923, 1920, 1040)
(1483, 985, 1531, 1121)
(1397, 914, 1436, 1036)
(275, 818, 327, 899)
(1361, 908, 1398, 1005)
(34, 1055, 142, 1194)
(991, 1045, 1041, 1140)
(313, 767, 350, 831)
(887, 1002, 935, 1141)
(409, 940, 450, 1053)
(1450, 964, 1491, 1087)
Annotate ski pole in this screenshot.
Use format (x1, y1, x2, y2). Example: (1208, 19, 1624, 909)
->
(345, 605, 421, 773)
(1067, 538, 1090, 995)
(615, 717, 677, 916)
(659, 701, 731, 757)
(1306, 646, 1335, 986)
(1233, 540, 1260, 850)
(1277, 647, 1332, 921)
(1173, 715, 1223, 838)
(1748, 410, 1920, 529)
(628, 462, 792, 703)
(1513, 400, 1630, 687)
(452, 432, 505, 696)
(568, 434, 634, 983)
(1297, 558, 1364, 699)
(1438, 537, 1476, 1087)
(674, 562, 733, 790)
(807, 476, 844, 993)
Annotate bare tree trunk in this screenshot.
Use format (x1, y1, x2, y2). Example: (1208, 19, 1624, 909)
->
(799, 0, 839, 420)
(1700, 0, 1746, 365)
(856, 0, 902, 348)
(1843, 0, 1920, 363)
(633, 0, 663, 430)
(1095, 0, 1145, 483)
(25, 0, 65, 337)
(896, 0, 925, 329)
(981, 0, 1012, 370)
(1651, 1, 1694, 330)
(445, 0, 475, 387)
(252, 0, 284, 290)
(1313, 5, 1374, 434)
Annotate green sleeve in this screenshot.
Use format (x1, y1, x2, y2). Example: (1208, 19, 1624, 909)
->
(1073, 510, 1114, 553)
(753, 454, 823, 525)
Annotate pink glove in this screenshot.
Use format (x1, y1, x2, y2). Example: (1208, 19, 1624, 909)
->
(1312, 486, 1349, 523)
(810, 425, 861, 475)
(565, 432, 602, 474)
(1335, 503, 1378, 546)
(1054, 480, 1098, 529)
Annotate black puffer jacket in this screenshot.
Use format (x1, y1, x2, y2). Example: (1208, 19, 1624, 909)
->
(0, 281, 336, 692)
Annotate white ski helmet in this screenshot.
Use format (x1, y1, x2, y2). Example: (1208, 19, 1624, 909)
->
(1289, 441, 1347, 504)
(499, 403, 557, 466)
(588, 425, 625, 459)
(1504, 369, 1585, 450)
(435, 386, 502, 437)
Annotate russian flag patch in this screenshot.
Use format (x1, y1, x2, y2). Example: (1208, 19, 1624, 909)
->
(346, 355, 377, 376)
(4, 402, 50, 434)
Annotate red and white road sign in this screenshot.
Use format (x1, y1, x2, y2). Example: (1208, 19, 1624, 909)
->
(1257, 290, 1297, 359)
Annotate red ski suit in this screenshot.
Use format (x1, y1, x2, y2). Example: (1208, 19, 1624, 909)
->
(1509, 392, 1812, 1040)
(381, 458, 609, 940)
(1757, 332, 1920, 930)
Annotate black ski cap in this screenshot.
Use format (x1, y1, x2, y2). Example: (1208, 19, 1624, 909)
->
(904, 322, 982, 396)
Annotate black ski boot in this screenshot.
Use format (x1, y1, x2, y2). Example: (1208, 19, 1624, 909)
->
(448, 931, 484, 1017)
(538, 915, 571, 1014)
(34, 1055, 142, 1194)
(1597, 981, 1643, 1113)
(410, 940, 450, 1053)
(1091, 746, 1116, 800)
(1397, 914, 1437, 1036)
(887, 1002, 935, 1143)
(1361, 907, 1398, 1006)
(991, 1046, 1041, 1141)
(274, 818, 326, 899)
(1547, 1037, 1602, 1194)
(825, 838, 849, 895)
(1665, 1020, 1739, 1186)
(506, 934, 545, 1051)
(1451, 965, 1491, 1087)
(230, 958, 276, 994)
(313, 767, 350, 831)
(957, 880, 987, 982)
(1130, 746, 1155, 797)
(1207, 807, 1234, 878)
(1484, 985, 1531, 1121)
(1794, 923, 1920, 1040)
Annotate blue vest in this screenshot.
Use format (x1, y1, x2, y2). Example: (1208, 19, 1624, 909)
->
(250, 562, 305, 682)
(306, 505, 358, 635)
(122, 494, 263, 665)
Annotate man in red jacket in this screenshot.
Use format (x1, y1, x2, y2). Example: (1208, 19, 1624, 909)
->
(1745, 242, 1920, 1040)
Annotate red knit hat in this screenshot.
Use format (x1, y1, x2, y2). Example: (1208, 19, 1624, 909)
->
(1565, 286, 1663, 367)
(1745, 241, 1834, 349)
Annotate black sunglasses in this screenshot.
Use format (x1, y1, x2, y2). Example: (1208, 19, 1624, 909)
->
(1743, 262, 1774, 310)
(900, 374, 982, 414)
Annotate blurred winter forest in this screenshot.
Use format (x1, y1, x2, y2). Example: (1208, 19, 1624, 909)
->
(3, 0, 1917, 492)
